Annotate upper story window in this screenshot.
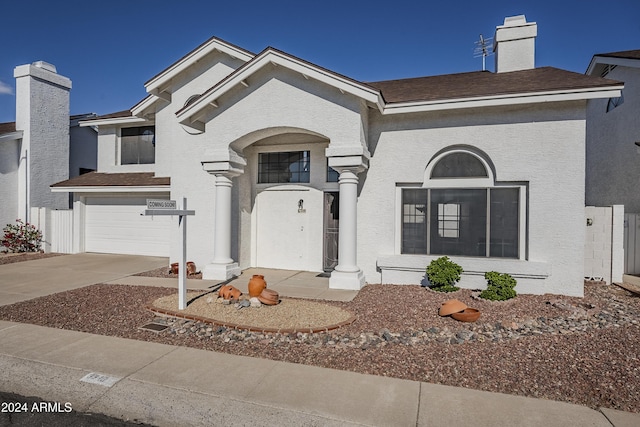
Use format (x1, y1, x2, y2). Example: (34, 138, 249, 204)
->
(606, 93, 624, 113)
(121, 126, 155, 165)
(258, 151, 310, 184)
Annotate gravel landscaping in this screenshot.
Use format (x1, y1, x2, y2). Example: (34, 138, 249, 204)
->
(0, 277, 638, 413)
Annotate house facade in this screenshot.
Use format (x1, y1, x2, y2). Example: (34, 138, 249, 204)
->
(585, 49, 640, 275)
(0, 62, 97, 231)
(52, 16, 623, 296)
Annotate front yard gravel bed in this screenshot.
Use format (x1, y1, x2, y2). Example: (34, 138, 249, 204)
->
(0, 282, 638, 413)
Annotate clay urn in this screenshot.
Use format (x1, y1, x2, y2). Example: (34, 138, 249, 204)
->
(451, 308, 481, 322)
(187, 261, 197, 275)
(248, 274, 267, 297)
(439, 299, 467, 317)
(258, 288, 279, 305)
(170, 262, 179, 274)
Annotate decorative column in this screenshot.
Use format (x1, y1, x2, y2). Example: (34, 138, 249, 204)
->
(201, 149, 245, 280)
(327, 147, 368, 290)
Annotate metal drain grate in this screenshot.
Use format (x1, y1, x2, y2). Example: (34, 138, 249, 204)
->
(138, 323, 169, 333)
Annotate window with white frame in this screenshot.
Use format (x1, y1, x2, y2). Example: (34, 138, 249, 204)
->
(121, 126, 155, 165)
(258, 151, 310, 183)
(401, 150, 521, 258)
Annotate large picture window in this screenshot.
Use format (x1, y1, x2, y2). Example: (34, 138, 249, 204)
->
(258, 151, 310, 183)
(401, 150, 521, 258)
(401, 188, 519, 258)
(121, 126, 155, 165)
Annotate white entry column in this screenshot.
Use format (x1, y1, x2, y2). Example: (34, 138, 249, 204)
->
(201, 150, 245, 280)
(327, 147, 368, 290)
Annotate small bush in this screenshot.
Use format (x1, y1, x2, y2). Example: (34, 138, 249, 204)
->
(480, 271, 517, 301)
(426, 256, 463, 292)
(1, 219, 43, 253)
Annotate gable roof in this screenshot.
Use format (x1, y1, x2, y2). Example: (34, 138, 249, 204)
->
(175, 46, 383, 131)
(85, 37, 625, 128)
(145, 36, 255, 95)
(587, 49, 640, 76)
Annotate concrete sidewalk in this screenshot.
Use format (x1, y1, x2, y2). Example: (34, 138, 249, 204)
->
(1, 254, 639, 426)
(1, 321, 637, 427)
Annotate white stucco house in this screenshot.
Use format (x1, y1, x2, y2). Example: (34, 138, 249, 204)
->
(585, 49, 640, 275)
(51, 15, 623, 296)
(0, 61, 97, 232)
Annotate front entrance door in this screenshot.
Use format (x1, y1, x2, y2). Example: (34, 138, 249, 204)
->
(255, 187, 323, 271)
(323, 192, 339, 271)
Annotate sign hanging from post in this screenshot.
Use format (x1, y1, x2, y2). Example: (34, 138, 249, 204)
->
(147, 199, 177, 210)
(144, 198, 195, 310)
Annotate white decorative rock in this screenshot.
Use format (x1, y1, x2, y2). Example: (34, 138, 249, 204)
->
(250, 297, 262, 307)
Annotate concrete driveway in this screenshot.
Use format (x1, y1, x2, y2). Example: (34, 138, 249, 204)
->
(0, 253, 168, 306)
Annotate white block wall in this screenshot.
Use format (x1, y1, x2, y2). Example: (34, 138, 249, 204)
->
(585, 205, 624, 283)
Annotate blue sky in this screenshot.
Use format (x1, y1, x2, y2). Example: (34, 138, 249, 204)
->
(1, 0, 638, 123)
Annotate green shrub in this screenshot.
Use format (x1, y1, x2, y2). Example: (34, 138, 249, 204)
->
(480, 271, 517, 301)
(426, 256, 463, 292)
(1, 219, 43, 253)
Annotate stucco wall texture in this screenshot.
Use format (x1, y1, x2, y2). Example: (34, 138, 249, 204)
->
(15, 64, 72, 214)
(586, 65, 640, 213)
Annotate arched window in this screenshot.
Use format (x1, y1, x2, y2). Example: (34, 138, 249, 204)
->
(401, 149, 522, 258)
(430, 152, 488, 178)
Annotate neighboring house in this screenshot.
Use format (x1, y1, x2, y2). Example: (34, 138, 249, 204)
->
(0, 61, 97, 231)
(586, 49, 640, 274)
(52, 15, 623, 296)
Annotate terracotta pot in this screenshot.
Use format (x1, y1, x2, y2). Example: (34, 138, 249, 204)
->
(219, 285, 242, 300)
(439, 299, 467, 316)
(258, 288, 279, 305)
(451, 308, 481, 322)
(248, 274, 267, 297)
(170, 263, 179, 274)
(187, 261, 196, 275)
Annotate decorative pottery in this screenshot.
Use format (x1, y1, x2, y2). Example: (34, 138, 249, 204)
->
(170, 262, 179, 274)
(219, 285, 242, 300)
(187, 261, 197, 275)
(258, 288, 279, 305)
(439, 299, 467, 316)
(248, 274, 267, 297)
(451, 308, 481, 322)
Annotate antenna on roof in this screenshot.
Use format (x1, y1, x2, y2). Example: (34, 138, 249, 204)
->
(473, 34, 494, 71)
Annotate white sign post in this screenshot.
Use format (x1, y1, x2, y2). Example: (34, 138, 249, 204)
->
(145, 198, 195, 310)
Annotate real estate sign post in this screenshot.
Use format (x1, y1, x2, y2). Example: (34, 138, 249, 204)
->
(145, 198, 195, 309)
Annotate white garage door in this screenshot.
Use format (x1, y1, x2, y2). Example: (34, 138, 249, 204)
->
(85, 197, 171, 256)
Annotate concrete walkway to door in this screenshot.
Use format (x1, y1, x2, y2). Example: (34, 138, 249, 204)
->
(0, 253, 168, 306)
(107, 267, 359, 302)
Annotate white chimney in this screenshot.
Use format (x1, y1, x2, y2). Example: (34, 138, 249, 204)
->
(14, 62, 72, 219)
(493, 15, 537, 73)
